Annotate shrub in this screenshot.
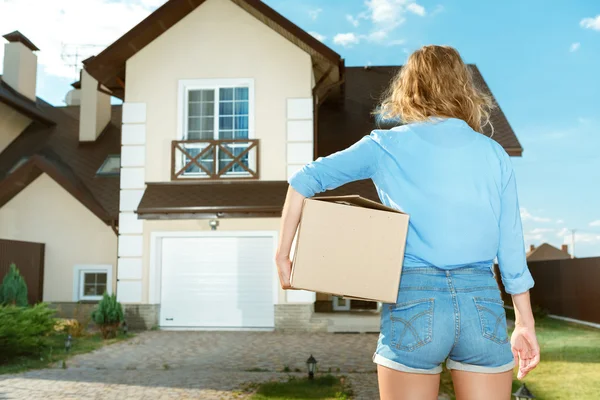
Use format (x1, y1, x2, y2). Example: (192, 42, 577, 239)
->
(91, 293, 124, 339)
(0, 264, 28, 306)
(0, 303, 56, 359)
(54, 318, 86, 337)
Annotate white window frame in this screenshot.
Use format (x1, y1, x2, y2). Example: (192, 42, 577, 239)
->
(177, 78, 256, 178)
(73, 265, 113, 302)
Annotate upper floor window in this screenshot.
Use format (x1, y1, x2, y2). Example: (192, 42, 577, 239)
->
(97, 155, 120, 176)
(176, 79, 257, 179)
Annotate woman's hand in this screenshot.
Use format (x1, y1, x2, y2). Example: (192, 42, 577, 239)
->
(511, 324, 540, 380)
(276, 255, 293, 290)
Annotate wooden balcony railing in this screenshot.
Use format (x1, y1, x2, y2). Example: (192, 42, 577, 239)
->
(171, 139, 259, 180)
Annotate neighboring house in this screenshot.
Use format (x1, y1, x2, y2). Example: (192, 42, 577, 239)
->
(0, 0, 524, 331)
(0, 32, 120, 310)
(527, 243, 571, 262)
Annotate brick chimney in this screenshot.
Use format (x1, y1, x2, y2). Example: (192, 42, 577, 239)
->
(78, 68, 111, 142)
(561, 244, 569, 253)
(529, 244, 535, 252)
(2, 31, 38, 101)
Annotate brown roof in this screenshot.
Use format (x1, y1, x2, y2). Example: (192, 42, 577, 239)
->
(137, 179, 379, 218)
(0, 104, 121, 223)
(317, 65, 523, 158)
(2, 31, 40, 52)
(83, 0, 342, 99)
(526, 243, 571, 262)
(0, 76, 55, 126)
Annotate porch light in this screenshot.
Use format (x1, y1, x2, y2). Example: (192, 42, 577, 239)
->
(65, 335, 72, 353)
(209, 219, 219, 231)
(306, 354, 317, 380)
(513, 383, 535, 399)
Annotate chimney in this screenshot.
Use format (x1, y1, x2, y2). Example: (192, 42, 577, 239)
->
(65, 80, 81, 106)
(529, 244, 535, 252)
(79, 68, 111, 142)
(561, 244, 569, 253)
(2, 31, 39, 101)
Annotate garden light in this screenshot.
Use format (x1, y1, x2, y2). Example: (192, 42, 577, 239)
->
(513, 383, 535, 399)
(306, 354, 317, 380)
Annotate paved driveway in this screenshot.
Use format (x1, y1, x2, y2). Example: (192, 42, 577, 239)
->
(0, 331, 383, 399)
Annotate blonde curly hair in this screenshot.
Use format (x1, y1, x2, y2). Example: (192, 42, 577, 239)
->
(379, 45, 494, 133)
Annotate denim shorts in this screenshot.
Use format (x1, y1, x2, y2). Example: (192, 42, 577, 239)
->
(373, 264, 515, 374)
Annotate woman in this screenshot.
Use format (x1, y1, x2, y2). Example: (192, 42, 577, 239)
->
(275, 45, 540, 399)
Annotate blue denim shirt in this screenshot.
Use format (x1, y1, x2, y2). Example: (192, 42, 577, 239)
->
(289, 118, 534, 295)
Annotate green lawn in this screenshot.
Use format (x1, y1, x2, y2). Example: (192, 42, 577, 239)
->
(248, 375, 352, 400)
(248, 314, 600, 400)
(0, 332, 132, 375)
(439, 310, 600, 400)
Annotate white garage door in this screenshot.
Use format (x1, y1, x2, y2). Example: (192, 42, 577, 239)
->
(160, 235, 275, 329)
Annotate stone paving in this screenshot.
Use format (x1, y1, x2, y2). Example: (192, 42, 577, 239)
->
(0, 331, 450, 399)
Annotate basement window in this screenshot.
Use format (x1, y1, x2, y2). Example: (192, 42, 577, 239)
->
(97, 155, 120, 176)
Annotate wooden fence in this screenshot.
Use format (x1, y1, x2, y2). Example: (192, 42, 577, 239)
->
(0, 239, 45, 304)
(496, 257, 600, 324)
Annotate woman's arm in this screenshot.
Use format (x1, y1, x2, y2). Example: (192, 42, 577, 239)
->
(275, 134, 382, 288)
(275, 186, 305, 288)
(511, 291, 540, 380)
(496, 150, 539, 379)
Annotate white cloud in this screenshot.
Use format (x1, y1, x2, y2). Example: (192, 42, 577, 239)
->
(530, 228, 555, 234)
(309, 8, 323, 21)
(580, 15, 600, 31)
(309, 31, 326, 42)
(563, 232, 600, 244)
(432, 5, 445, 15)
(388, 39, 406, 46)
(333, 33, 360, 47)
(368, 30, 388, 42)
(0, 0, 163, 80)
(407, 3, 426, 16)
(570, 42, 581, 52)
(346, 14, 360, 27)
(590, 220, 600, 227)
(520, 208, 552, 223)
(556, 219, 564, 224)
(556, 227, 570, 238)
(363, 0, 425, 45)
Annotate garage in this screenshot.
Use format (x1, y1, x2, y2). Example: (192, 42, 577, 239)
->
(159, 233, 276, 329)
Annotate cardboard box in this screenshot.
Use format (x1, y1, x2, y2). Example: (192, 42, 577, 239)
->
(290, 195, 410, 304)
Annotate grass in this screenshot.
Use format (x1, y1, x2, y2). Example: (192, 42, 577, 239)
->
(438, 310, 600, 400)
(0, 332, 132, 375)
(249, 375, 352, 400)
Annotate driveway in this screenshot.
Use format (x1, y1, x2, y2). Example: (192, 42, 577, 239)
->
(0, 331, 383, 399)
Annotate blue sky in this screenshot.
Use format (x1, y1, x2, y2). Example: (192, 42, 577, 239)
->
(1, 0, 599, 257)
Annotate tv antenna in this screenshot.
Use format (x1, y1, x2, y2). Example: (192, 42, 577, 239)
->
(60, 43, 106, 80)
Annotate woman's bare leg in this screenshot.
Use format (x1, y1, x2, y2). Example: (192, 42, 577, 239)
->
(377, 365, 441, 400)
(451, 370, 513, 400)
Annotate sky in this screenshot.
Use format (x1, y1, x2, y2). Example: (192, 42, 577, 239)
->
(1, 0, 599, 257)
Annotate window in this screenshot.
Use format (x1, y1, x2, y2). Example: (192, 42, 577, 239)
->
(73, 265, 112, 301)
(8, 157, 29, 174)
(97, 155, 120, 176)
(178, 79, 254, 177)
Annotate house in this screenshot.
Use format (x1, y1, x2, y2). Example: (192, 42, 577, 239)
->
(527, 243, 571, 262)
(0, 0, 523, 331)
(0, 31, 120, 314)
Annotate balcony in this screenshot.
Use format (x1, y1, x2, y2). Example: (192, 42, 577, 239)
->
(171, 139, 259, 180)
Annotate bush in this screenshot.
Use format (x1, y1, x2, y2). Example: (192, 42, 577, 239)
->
(54, 318, 86, 337)
(0, 264, 28, 306)
(91, 293, 124, 339)
(0, 303, 56, 359)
